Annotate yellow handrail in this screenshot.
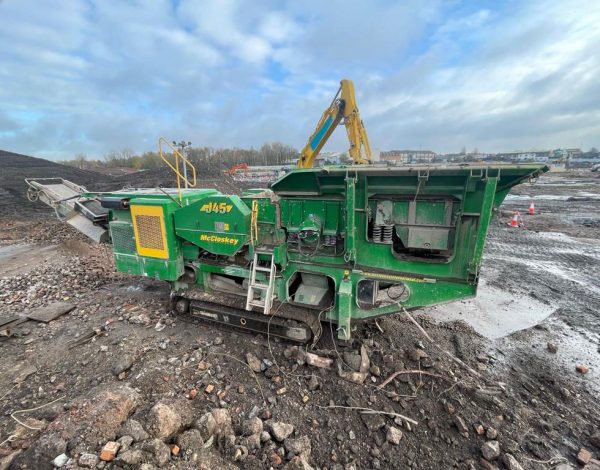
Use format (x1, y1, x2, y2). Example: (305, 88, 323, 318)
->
(250, 200, 259, 245)
(158, 137, 197, 201)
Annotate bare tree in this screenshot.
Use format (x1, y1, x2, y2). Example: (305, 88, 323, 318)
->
(73, 153, 87, 169)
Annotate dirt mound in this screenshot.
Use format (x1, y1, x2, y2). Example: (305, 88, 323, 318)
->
(0, 150, 244, 220)
(92, 166, 242, 195)
(0, 150, 100, 217)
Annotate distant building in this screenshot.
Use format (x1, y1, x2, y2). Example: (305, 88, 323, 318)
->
(566, 149, 600, 169)
(319, 152, 343, 165)
(466, 152, 486, 161)
(437, 153, 466, 163)
(565, 148, 582, 159)
(381, 150, 436, 164)
(494, 150, 551, 162)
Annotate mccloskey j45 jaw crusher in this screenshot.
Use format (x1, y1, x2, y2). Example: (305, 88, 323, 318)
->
(26, 163, 548, 342)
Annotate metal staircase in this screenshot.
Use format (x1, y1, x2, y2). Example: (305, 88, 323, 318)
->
(245, 251, 276, 314)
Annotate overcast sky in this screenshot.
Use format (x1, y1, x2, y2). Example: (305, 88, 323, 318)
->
(0, 0, 599, 160)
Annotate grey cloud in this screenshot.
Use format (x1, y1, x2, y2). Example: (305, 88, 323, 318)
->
(0, 0, 598, 159)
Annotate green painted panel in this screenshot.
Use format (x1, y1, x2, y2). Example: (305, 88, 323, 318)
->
(392, 201, 409, 224)
(174, 195, 251, 256)
(415, 201, 446, 225)
(114, 253, 183, 281)
(324, 201, 341, 235)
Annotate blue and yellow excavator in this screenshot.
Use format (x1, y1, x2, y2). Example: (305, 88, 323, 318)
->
(297, 79, 372, 168)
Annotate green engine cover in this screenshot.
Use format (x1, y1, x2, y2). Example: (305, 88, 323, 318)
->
(173, 194, 251, 256)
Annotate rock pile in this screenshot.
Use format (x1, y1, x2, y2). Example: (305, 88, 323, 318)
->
(5, 382, 313, 469)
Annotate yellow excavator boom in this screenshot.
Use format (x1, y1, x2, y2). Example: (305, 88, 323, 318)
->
(297, 79, 372, 168)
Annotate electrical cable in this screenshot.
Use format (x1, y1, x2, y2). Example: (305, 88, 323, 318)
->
(386, 283, 407, 302)
(298, 230, 321, 257)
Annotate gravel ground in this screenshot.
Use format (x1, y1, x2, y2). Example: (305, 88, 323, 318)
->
(0, 160, 599, 470)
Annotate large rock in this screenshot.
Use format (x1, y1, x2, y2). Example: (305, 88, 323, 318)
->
(284, 436, 311, 459)
(577, 448, 593, 465)
(45, 384, 139, 454)
(51, 453, 68, 468)
(240, 433, 261, 451)
(0, 450, 21, 470)
(502, 454, 524, 470)
(482, 441, 501, 461)
(283, 456, 315, 470)
(112, 354, 135, 376)
(241, 417, 263, 436)
(267, 421, 294, 441)
(591, 432, 600, 449)
(246, 352, 262, 373)
(212, 409, 232, 428)
(386, 427, 403, 445)
(117, 435, 134, 452)
(116, 449, 151, 466)
(78, 453, 99, 468)
(119, 418, 149, 442)
(307, 374, 320, 391)
(176, 429, 205, 453)
(196, 408, 233, 440)
(453, 415, 469, 434)
(361, 413, 386, 432)
(8, 433, 66, 470)
(143, 439, 171, 466)
(146, 398, 194, 440)
(139, 465, 159, 470)
(342, 352, 363, 372)
(172, 447, 238, 468)
(196, 413, 217, 440)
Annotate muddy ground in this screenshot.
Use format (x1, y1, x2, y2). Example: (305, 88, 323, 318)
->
(0, 159, 599, 470)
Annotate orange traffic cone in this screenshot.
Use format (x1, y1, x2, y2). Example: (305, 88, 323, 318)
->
(509, 211, 520, 227)
(528, 201, 535, 215)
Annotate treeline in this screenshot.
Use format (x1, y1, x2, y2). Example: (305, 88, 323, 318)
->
(61, 142, 299, 171)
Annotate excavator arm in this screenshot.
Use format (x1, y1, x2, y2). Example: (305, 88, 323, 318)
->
(297, 79, 372, 168)
(227, 162, 249, 176)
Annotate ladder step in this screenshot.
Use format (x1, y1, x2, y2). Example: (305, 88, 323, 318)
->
(246, 251, 276, 314)
(254, 266, 272, 272)
(251, 283, 269, 290)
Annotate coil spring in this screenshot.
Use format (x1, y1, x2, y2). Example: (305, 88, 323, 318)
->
(323, 235, 336, 246)
(372, 224, 382, 241)
(382, 225, 393, 244)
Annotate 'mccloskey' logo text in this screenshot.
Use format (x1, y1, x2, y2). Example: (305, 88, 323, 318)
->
(200, 234, 239, 245)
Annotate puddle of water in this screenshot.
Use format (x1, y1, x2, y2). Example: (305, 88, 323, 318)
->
(505, 193, 600, 201)
(424, 279, 555, 339)
(536, 181, 591, 186)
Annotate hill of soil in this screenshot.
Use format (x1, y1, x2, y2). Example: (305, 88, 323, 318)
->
(0, 150, 101, 217)
(0, 150, 242, 218)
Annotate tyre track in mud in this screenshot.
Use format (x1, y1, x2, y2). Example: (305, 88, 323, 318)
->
(483, 226, 600, 336)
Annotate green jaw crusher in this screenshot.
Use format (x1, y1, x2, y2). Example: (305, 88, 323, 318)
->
(26, 163, 548, 342)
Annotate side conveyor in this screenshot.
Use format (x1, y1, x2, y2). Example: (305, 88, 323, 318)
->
(25, 178, 109, 243)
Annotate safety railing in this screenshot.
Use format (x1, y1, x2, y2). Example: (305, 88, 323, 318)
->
(250, 200, 259, 245)
(158, 137, 197, 201)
